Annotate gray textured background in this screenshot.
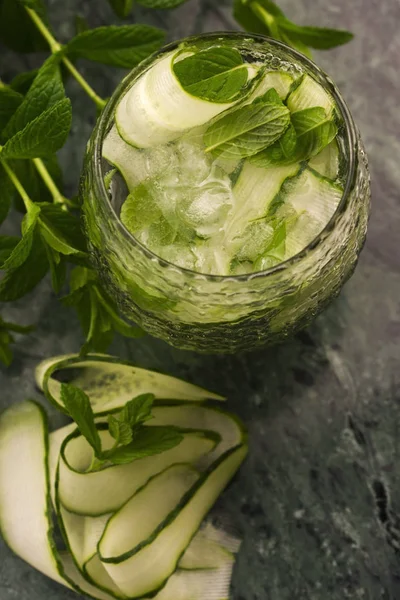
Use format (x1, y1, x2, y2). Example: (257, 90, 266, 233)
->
(1, 0, 400, 599)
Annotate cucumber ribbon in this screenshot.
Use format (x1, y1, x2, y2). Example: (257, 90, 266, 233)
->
(0, 354, 248, 600)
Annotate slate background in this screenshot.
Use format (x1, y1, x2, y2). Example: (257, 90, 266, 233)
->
(1, 0, 400, 598)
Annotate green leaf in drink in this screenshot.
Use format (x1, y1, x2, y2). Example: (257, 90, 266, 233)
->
(204, 99, 290, 159)
(173, 47, 249, 103)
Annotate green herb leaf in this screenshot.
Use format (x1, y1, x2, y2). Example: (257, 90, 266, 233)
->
(45, 245, 67, 293)
(122, 394, 155, 427)
(108, 415, 133, 445)
(9, 70, 39, 95)
(0, 98, 72, 159)
(107, 0, 134, 19)
(276, 18, 354, 50)
(3, 55, 64, 140)
(0, 163, 13, 224)
(173, 47, 249, 103)
(0, 87, 23, 135)
(253, 86, 284, 105)
(1, 205, 40, 270)
(107, 426, 184, 464)
(0, 236, 19, 264)
(60, 383, 102, 455)
(0, 230, 49, 301)
(0, 0, 48, 53)
(135, 0, 189, 8)
(65, 25, 165, 69)
(38, 203, 86, 255)
(291, 107, 337, 158)
(204, 100, 290, 159)
(233, 0, 270, 35)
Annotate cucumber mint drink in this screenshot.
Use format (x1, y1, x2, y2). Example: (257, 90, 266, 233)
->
(82, 34, 370, 352)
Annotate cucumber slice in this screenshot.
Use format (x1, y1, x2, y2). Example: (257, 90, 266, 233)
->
(99, 464, 200, 561)
(247, 70, 294, 102)
(151, 404, 245, 465)
(308, 139, 340, 180)
(179, 534, 234, 570)
(58, 428, 216, 516)
(103, 126, 148, 191)
(116, 52, 242, 149)
(0, 402, 116, 600)
(35, 354, 225, 414)
(49, 422, 76, 507)
(227, 161, 301, 243)
(0, 402, 66, 586)
(287, 74, 335, 116)
(99, 444, 248, 598)
(151, 563, 234, 600)
(277, 168, 343, 258)
(281, 168, 342, 226)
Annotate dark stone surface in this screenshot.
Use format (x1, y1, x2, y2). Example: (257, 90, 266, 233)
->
(1, 0, 400, 599)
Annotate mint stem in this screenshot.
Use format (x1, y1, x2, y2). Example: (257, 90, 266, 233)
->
(25, 7, 106, 111)
(32, 158, 68, 206)
(1, 159, 35, 212)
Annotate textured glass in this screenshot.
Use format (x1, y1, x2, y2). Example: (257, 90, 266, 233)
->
(80, 33, 371, 353)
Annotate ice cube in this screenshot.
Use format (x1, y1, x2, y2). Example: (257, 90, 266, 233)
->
(175, 137, 212, 184)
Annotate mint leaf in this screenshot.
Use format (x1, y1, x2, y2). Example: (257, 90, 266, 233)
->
(135, 0, 189, 8)
(107, 426, 184, 465)
(0, 0, 48, 53)
(38, 203, 86, 256)
(279, 31, 313, 59)
(204, 100, 290, 159)
(0, 87, 23, 135)
(0, 230, 49, 301)
(254, 87, 283, 105)
(9, 70, 39, 95)
(1, 205, 40, 270)
(0, 98, 72, 159)
(45, 246, 67, 293)
(3, 55, 64, 140)
(250, 107, 337, 166)
(0, 237, 19, 264)
(69, 266, 92, 293)
(65, 25, 165, 69)
(233, 0, 285, 36)
(93, 286, 144, 340)
(277, 18, 354, 50)
(291, 107, 337, 158)
(122, 394, 155, 427)
(108, 415, 133, 445)
(0, 163, 13, 224)
(60, 383, 102, 455)
(173, 47, 249, 103)
(108, 0, 134, 18)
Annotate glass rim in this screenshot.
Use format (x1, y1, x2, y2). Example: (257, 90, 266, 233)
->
(92, 31, 358, 282)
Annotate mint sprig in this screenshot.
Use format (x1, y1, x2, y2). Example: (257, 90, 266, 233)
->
(60, 383, 183, 470)
(234, 0, 353, 57)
